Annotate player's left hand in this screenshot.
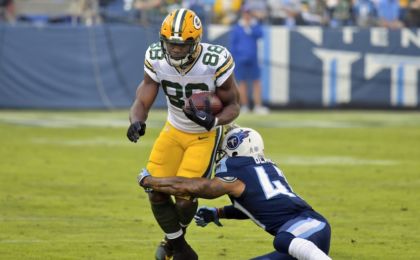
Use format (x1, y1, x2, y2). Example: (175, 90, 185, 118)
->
(194, 206, 223, 227)
(137, 169, 153, 193)
(183, 99, 216, 131)
(127, 121, 146, 143)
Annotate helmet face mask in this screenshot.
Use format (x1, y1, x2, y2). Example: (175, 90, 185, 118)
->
(221, 127, 265, 158)
(162, 40, 195, 63)
(160, 8, 202, 68)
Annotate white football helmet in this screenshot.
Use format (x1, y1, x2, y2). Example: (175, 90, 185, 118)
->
(221, 127, 265, 158)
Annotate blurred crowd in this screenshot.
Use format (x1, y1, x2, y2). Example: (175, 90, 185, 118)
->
(1, 0, 420, 28)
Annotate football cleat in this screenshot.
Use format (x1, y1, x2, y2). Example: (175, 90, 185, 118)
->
(172, 243, 198, 260)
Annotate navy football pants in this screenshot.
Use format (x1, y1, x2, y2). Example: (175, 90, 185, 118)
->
(250, 211, 331, 260)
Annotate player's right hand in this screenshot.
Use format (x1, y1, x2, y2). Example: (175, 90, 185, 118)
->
(127, 121, 146, 142)
(183, 99, 216, 131)
(194, 206, 223, 227)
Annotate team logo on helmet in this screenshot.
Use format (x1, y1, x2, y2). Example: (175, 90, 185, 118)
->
(226, 130, 250, 150)
(193, 16, 201, 30)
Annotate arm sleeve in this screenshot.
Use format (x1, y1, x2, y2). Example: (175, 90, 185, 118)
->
(221, 205, 249, 219)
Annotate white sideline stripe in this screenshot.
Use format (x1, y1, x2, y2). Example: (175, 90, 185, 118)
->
(0, 118, 384, 129)
(0, 116, 165, 128)
(30, 137, 154, 147)
(1, 113, 420, 128)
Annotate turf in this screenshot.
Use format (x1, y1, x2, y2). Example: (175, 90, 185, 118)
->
(1, 110, 419, 259)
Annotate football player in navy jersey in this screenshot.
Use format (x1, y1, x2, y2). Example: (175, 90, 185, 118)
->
(138, 127, 332, 260)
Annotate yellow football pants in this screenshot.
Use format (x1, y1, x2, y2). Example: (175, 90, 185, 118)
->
(147, 121, 222, 179)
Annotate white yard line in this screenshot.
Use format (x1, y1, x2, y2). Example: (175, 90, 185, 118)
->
(271, 155, 397, 166)
(1, 111, 420, 128)
(30, 137, 152, 147)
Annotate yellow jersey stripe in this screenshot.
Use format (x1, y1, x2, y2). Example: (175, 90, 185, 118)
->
(144, 60, 156, 74)
(215, 56, 234, 80)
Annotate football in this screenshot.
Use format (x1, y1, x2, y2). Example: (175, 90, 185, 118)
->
(184, 92, 223, 115)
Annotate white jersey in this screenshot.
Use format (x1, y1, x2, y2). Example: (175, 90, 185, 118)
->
(144, 42, 235, 133)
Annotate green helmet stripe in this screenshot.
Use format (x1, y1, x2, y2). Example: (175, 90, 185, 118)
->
(171, 9, 180, 36)
(172, 8, 187, 38)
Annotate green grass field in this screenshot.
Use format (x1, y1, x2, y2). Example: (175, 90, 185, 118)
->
(1, 110, 419, 260)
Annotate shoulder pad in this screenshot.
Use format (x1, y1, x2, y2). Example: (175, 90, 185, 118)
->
(207, 44, 234, 86)
(215, 157, 228, 174)
(145, 42, 165, 62)
(144, 42, 163, 81)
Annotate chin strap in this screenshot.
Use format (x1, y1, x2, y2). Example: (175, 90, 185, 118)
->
(175, 43, 201, 69)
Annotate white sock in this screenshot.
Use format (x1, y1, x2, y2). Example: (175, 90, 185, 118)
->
(165, 229, 183, 239)
(288, 238, 331, 260)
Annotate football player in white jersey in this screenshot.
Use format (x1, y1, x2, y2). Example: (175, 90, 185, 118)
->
(126, 8, 240, 260)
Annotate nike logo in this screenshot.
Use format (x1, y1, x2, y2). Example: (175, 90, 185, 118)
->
(197, 115, 206, 120)
(198, 136, 208, 140)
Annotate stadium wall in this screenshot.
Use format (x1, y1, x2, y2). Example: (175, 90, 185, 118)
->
(0, 24, 419, 109)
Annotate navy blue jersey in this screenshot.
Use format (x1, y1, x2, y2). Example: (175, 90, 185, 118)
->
(215, 156, 313, 235)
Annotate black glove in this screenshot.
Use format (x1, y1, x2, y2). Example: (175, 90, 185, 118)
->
(194, 206, 223, 227)
(183, 99, 216, 131)
(127, 121, 146, 143)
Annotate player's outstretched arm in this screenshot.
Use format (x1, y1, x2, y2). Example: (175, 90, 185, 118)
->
(139, 173, 230, 199)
